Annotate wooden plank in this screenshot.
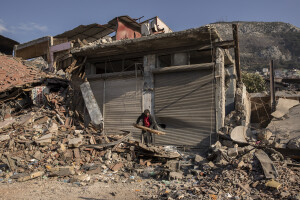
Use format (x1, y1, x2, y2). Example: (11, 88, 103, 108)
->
(133, 124, 166, 135)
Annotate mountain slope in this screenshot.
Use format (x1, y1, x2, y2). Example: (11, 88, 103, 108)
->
(210, 22, 300, 71)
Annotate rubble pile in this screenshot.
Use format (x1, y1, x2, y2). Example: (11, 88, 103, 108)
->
(0, 86, 183, 187)
(136, 141, 299, 200)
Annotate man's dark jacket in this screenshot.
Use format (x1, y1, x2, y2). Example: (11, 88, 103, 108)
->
(136, 113, 156, 128)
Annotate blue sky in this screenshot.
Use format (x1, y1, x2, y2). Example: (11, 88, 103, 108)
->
(1, 0, 299, 43)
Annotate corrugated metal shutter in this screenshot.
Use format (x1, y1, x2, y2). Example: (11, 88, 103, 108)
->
(104, 77, 143, 137)
(89, 79, 104, 109)
(154, 69, 216, 147)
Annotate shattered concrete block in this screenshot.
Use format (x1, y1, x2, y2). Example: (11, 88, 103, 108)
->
(60, 144, 66, 152)
(105, 149, 112, 160)
(48, 123, 58, 134)
(49, 166, 75, 177)
(237, 160, 245, 168)
(287, 136, 300, 150)
(255, 149, 278, 179)
(33, 151, 43, 160)
(33, 116, 49, 125)
(165, 160, 181, 172)
(64, 149, 73, 161)
(110, 162, 123, 172)
(0, 134, 10, 142)
(222, 140, 234, 147)
(70, 174, 91, 183)
(227, 147, 238, 157)
(169, 171, 183, 180)
(230, 126, 249, 143)
(68, 137, 83, 148)
(35, 133, 52, 146)
(271, 98, 299, 119)
(111, 153, 119, 161)
(202, 161, 215, 170)
(194, 155, 204, 163)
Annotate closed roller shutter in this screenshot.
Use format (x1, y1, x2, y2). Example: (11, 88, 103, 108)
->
(89, 79, 104, 111)
(154, 69, 216, 147)
(104, 76, 143, 137)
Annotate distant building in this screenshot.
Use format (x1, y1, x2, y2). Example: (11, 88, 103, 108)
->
(0, 35, 19, 55)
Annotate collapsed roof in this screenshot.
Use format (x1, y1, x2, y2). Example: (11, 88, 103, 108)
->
(71, 26, 234, 65)
(0, 54, 44, 93)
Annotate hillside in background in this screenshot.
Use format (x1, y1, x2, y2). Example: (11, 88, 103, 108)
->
(211, 22, 300, 72)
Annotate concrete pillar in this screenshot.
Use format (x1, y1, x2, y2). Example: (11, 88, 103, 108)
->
(143, 54, 156, 115)
(215, 48, 225, 131)
(225, 64, 236, 115)
(172, 53, 189, 66)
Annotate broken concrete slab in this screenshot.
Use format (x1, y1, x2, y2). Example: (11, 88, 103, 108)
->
(271, 98, 299, 119)
(35, 133, 52, 146)
(48, 123, 58, 134)
(287, 136, 300, 150)
(255, 149, 278, 179)
(48, 166, 75, 177)
(68, 136, 83, 148)
(194, 154, 204, 163)
(70, 174, 91, 183)
(169, 171, 183, 180)
(33, 151, 43, 160)
(230, 126, 248, 143)
(0, 134, 10, 142)
(0, 118, 16, 129)
(227, 147, 238, 157)
(110, 162, 123, 172)
(267, 104, 300, 149)
(80, 81, 103, 126)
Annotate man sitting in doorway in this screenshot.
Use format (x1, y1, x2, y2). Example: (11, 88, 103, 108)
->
(136, 109, 158, 145)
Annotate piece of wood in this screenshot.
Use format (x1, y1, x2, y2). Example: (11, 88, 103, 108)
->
(133, 124, 166, 135)
(236, 182, 250, 194)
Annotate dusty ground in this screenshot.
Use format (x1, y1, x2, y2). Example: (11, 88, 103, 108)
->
(0, 180, 145, 200)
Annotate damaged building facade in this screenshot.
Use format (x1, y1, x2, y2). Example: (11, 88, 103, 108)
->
(13, 16, 237, 149)
(71, 26, 237, 148)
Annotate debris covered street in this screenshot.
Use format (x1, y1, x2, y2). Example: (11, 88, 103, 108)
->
(0, 8, 300, 200)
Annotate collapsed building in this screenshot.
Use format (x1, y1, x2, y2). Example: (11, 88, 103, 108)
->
(1, 16, 300, 199)
(12, 15, 241, 149)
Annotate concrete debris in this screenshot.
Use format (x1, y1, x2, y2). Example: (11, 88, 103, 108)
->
(287, 136, 300, 150)
(255, 149, 278, 179)
(230, 126, 249, 143)
(0, 44, 298, 200)
(267, 104, 300, 150)
(68, 136, 83, 148)
(0, 134, 10, 142)
(271, 98, 299, 119)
